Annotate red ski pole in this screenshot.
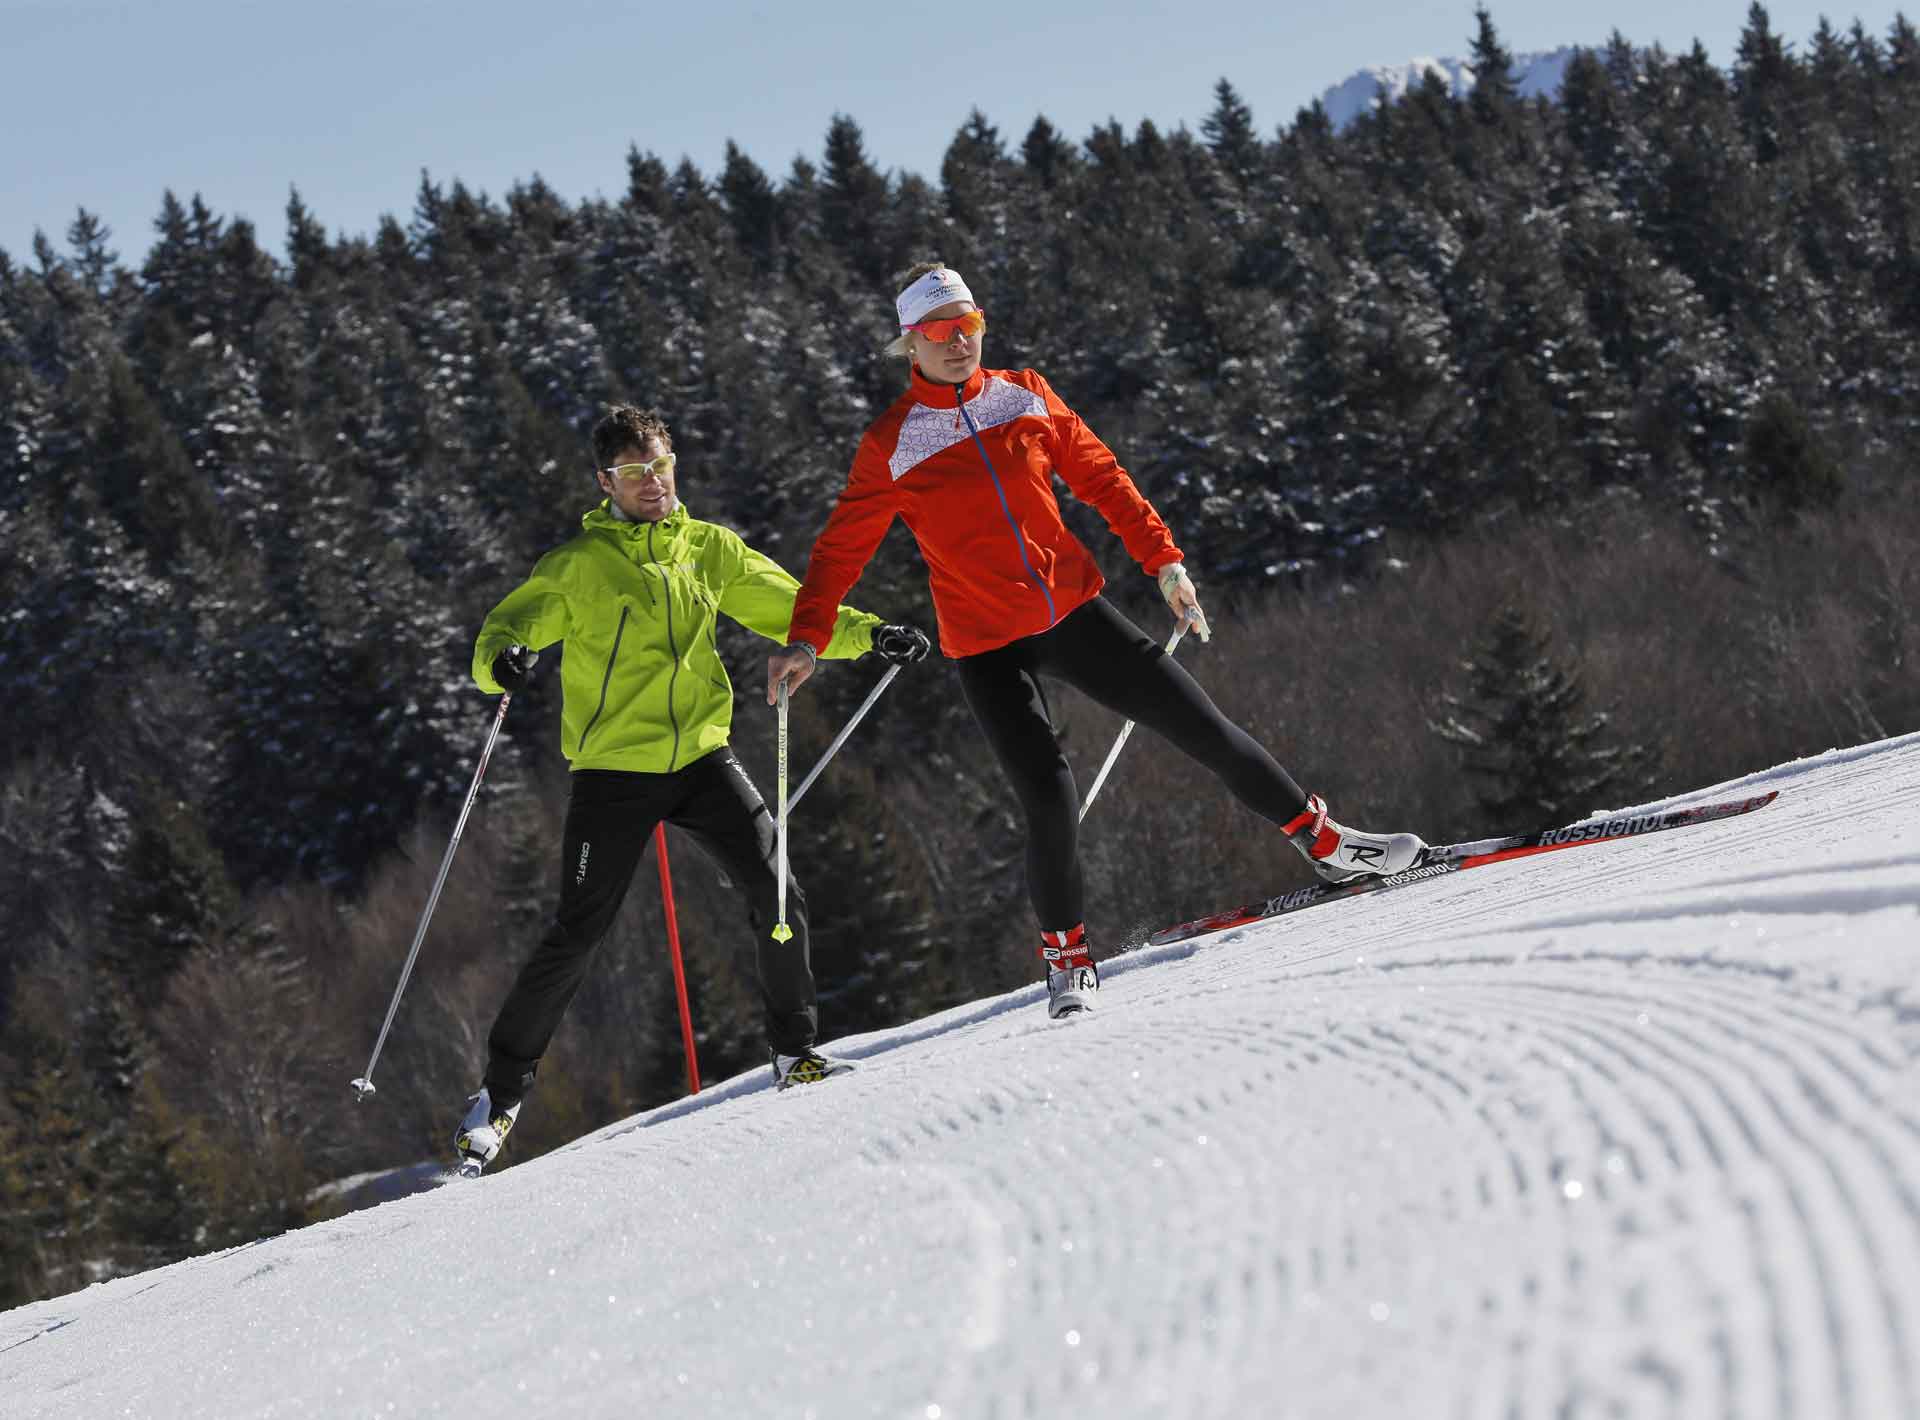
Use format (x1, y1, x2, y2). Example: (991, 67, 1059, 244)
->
(653, 824, 701, 1094)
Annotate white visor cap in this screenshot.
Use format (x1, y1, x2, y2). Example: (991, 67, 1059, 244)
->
(896, 268, 976, 329)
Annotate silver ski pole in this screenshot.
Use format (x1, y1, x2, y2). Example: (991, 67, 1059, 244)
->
(788, 663, 901, 813)
(351, 692, 513, 1100)
(1078, 612, 1198, 825)
(771, 681, 794, 943)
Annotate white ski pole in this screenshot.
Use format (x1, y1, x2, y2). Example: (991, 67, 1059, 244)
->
(788, 663, 901, 813)
(771, 680, 794, 943)
(352, 692, 513, 1100)
(1078, 612, 1198, 825)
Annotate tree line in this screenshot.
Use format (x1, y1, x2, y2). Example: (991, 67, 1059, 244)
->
(1, 4, 1915, 1307)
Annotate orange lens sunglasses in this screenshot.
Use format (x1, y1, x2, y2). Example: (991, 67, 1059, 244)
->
(903, 309, 986, 342)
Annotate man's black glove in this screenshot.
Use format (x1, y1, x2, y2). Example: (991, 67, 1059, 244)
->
(871, 623, 931, 666)
(492, 644, 538, 692)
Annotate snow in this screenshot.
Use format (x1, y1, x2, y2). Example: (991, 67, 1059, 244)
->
(5, 733, 1919, 1419)
(1318, 49, 1580, 130)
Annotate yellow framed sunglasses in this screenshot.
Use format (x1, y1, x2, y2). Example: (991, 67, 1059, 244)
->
(602, 453, 676, 481)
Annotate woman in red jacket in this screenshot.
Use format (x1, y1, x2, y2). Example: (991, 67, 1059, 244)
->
(769, 263, 1423, 1017)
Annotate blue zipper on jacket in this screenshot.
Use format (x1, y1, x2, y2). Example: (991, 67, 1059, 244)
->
(956, 389, 1058, 627)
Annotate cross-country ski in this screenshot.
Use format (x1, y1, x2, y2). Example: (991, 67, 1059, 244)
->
(1148, 790, 1782, 946)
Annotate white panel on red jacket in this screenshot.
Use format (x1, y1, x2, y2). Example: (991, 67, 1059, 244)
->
(888, 377, 1050, 481)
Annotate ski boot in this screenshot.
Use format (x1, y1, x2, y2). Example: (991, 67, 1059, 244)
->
(453, 1087, 522, 1178)
(1282, 792, 1426, 884)
(771, 1048, 856, 1090)
(1041, 925, 1100, 1018)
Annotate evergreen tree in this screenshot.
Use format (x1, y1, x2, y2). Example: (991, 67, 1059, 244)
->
(1643, 42, 1763, 321)
(284, 186, 331, 290)
(0, 253, 58, 514)
(1467, 6, 1520, 128)
(89, 352, 215, 566)
(1871, 17, 1920, 334)
(0, 961, 121, 1304)
(1201, 78, 1261, 187)
(718, 141, 781, 267)
(64, 209, 120, 302)
(1744, 390, 1844, 514)
(623, 145, 671, 216)
(1560, 42, 1640, 184)
(372, 212, 412, 277)
(939, 108, 1009, 231)
(2, 1062, 110, 1302)
(1733, 2, 1798, 165)
(100, 778, 238, 999)
(1020, 116, 1078, 189)
(1432, 604, 1655, 826)
(104, 1073, 206, 1273)
(937, 111, 1026, 309)
(137, 193, 272, 347)
(777, 154, 824, 259)
(0, 1102, 38, 1306)
(819, 114, 893, 285)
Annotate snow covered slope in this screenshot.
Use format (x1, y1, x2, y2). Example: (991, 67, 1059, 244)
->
(1319, 49, 1580, 130)
(4, 735, 1918, 1419)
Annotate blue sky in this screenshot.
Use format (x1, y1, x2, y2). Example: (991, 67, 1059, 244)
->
(1, 1, 1902, 266)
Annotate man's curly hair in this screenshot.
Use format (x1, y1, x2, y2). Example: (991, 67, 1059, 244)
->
(591, 405, 672, 471)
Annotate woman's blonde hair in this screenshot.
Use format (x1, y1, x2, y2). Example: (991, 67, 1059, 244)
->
(884, 258, 951, 359)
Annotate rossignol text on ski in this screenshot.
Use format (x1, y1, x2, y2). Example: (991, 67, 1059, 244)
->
(1147, 791, 1780, 948)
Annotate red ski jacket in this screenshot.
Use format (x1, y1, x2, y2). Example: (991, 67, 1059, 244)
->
(788, 366, 1182, 659)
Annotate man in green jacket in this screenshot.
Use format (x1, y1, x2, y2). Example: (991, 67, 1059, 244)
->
(456, 405, 930, 1174)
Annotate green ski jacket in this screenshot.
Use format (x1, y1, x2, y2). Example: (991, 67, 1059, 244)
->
(472, 501, 879, 773)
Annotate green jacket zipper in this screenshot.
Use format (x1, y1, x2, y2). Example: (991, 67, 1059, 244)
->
(577, 605, 630, 754)
(651, 522, 683, 770)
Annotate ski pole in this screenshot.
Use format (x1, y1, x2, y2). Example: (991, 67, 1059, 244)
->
(771, 681, 793, 943)
(788, 663, 901, 813)
(352, 692, 513, 1100)
(652, 825, 702, 1094)
(1078, 611, 1198, 825)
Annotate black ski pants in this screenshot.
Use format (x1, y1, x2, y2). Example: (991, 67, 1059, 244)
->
(954, 595, 1309, 936)
(484, 747, 815, 1103)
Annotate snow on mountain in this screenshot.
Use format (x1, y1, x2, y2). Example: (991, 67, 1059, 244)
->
(5, 732, 1919, 1419)
(1318, 48, 1582, 129)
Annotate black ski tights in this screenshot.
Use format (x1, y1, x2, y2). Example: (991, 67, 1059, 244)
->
(484, 749, 817, 1104)
(954, 595, 1308, 935)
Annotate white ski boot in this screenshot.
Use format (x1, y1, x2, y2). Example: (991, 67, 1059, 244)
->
(1041, 925, 1099, 1017)
(771, 1049, 856, 1090)
(1046, 962, 1100, 1018)
(1283, 792, 1427, 884)
(453, 1088, 522, 1177)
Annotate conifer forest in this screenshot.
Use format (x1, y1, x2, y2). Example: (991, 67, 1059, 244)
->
(2, 7, 1917, 1306)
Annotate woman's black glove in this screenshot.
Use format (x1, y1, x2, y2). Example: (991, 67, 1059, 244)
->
(871, 624, 932, 665)
(492, 645, 538, 692)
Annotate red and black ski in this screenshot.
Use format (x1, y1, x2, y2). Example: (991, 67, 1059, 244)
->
(1146, 790, 1781, 948)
